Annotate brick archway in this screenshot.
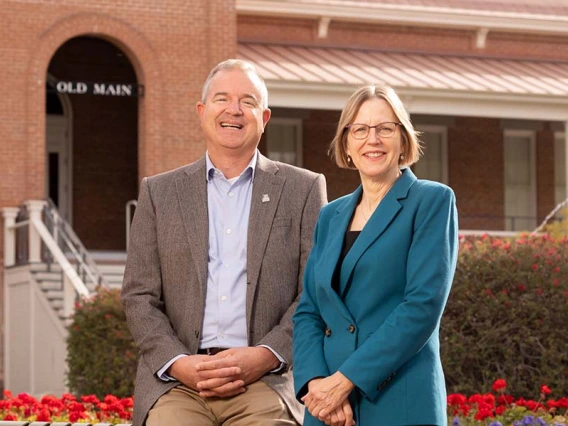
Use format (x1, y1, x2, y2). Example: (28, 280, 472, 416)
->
(26, 12, 163, 199)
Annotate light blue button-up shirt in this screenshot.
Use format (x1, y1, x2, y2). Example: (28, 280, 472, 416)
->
(157, 150, 284, 380)
(200, 151, 255, 348)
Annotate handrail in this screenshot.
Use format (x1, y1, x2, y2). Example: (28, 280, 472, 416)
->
(29, 216, 90, 298)
(43, 198, 108, 288)
(126, 199, 137, 251)
(532, 196, 568, 235)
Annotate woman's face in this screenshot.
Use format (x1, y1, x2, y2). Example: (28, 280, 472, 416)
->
(346, 98, 403, 183)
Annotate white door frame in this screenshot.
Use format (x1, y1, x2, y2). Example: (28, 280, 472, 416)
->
(503, 129, 537, 231)
(46, 74, 73, 224)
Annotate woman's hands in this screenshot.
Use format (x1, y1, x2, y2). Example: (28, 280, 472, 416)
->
(302, 372, 355, 425)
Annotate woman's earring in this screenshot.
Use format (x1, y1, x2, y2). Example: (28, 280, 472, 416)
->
(400, 153, 405, 160)
(347, 155, 352, 164)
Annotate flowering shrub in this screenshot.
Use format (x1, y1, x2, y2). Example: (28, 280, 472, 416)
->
(441, 234, 568, 397)
(448, 379, 567, 426)
(0, 390, 132, 424)
(67, 288, 138, 398)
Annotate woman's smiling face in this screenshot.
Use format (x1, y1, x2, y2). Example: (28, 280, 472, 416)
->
(346, 97, 403, 183)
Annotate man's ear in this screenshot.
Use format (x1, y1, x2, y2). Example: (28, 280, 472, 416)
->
(262, 107, 271, 129)
(196, 101, 205, 119)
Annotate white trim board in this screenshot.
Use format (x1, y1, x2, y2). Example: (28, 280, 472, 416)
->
(266, 82, 568, 121)
(236, 0, 568, 35)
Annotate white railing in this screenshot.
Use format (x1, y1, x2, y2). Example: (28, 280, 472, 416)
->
(3, 201, 92, 318)
(532, 197, 568, 235)
(44, 198, 108, 289)
(125, 199, 137, 251)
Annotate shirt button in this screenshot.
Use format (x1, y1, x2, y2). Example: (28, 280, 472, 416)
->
(226, 229, 232, 234)
(348, 324, 356, 333)
(224, 263, 229, 268)
(221, 296, 227, 301)
(228, 192, 234, 197)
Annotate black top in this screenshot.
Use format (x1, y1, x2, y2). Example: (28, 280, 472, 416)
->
(331, 230, 361, 294)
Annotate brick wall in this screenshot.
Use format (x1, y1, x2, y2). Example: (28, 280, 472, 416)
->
(447, 117, 504, 230)
(0, 0, 237, 387)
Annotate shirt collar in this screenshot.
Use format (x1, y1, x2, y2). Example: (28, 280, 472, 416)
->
(205, 150, 258, 182)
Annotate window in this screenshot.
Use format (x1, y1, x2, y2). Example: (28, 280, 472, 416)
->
(555, 132, 566, 205)
(504, 130, 536, 231)
(413, 125, 448, 184)
(265, 118, 303, 167)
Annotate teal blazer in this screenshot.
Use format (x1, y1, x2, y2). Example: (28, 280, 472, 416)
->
(293, 168, 458, 426)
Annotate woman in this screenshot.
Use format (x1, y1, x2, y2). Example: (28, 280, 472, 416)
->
(293, 84, 458, 426)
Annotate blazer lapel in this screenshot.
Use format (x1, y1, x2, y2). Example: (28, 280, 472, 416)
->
(246, 154, 286, 325)
(176, 158, 209, 298)
(338, 168, 417, 297)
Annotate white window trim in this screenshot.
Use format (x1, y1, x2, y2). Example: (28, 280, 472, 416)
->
(266, 117, 303, 167)
(555, 131, 567, 203)
(415, 124, 448, 184)
(503, 129, 537, 230)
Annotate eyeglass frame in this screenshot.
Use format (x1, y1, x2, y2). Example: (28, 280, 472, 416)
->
(345, 122, 403, 139)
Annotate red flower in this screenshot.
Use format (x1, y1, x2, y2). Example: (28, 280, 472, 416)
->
(541, 385, 552, 395)
(81, 394, 100, 405)
(497, 394, 515, 405)
(3, 414, 17, 421)
(35, 408, 51, 422)
(3, 390, 13, 399)
(61, 393, 77, 402)
(69, 411, 88, 422)
(492, 379, 507, 392)
(495, 405, 506, 415)
(448, 394, 467, 406)
(532, 264, 538, 271)
(474, 407, 494, 421)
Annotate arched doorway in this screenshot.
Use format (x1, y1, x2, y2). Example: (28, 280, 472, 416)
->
(46, 36, 139, 251)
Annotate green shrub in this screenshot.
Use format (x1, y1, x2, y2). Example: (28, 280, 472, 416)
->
(66, 288, 138, 398)
(441, 233, 568, 397)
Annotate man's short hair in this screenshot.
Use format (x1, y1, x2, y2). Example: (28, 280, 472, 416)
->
(201, 59, 269, 109)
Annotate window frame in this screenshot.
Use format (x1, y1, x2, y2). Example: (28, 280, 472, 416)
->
(265, 117, 303, 167)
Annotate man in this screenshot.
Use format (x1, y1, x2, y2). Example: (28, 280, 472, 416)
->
(121, 59, 327, 426)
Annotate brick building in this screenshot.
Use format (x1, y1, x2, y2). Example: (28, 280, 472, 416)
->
(0, 0, 567, 393)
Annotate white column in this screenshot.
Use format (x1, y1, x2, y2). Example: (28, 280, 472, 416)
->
(62, 273, 75, 324)
(24, 200, 46, 263)
(565, 122, 568, 201)
(2, 207, 20, 266)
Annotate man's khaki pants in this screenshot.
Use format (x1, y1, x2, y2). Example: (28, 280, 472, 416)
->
(146, 381, 297, 426)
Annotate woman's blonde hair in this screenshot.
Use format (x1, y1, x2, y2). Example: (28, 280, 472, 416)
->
(329, 84, 422, 169)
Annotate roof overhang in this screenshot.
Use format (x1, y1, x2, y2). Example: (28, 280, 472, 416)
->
(267, 81, 568, 121)
(236, 0, 568, 35)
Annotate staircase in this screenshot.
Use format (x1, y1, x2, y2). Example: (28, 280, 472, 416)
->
(31, 259, 126, 320)
(2, 199, 127, 396)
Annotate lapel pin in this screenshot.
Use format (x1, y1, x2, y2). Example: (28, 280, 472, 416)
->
(262, 194, 270, 203)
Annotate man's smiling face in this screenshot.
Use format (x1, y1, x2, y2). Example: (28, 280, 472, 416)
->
(196, 68, 271, 158)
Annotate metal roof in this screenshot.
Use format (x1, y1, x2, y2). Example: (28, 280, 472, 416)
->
(239, 43, 568, 97)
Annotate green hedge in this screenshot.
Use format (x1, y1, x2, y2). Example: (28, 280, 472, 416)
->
(66, 288, 138, 398)
(441, 233, 568, 397)
(66, 233, 568, 398)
